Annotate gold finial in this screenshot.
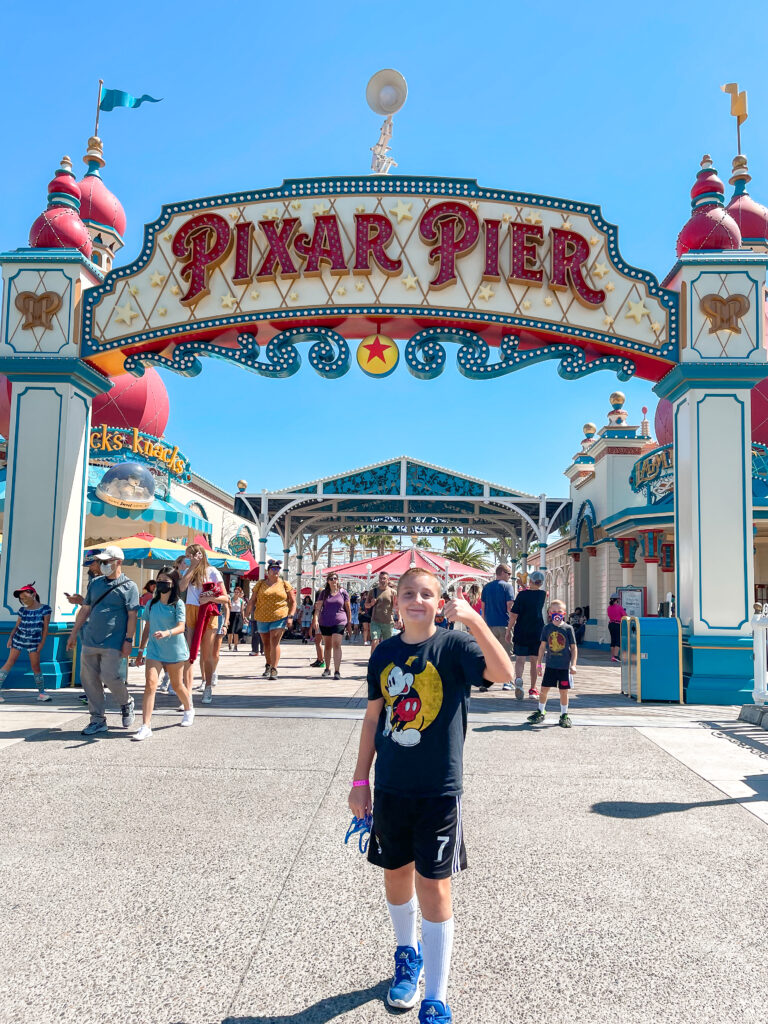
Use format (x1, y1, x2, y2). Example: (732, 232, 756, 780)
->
(721, 83, 748, 154)
(730, 153, 751, 186)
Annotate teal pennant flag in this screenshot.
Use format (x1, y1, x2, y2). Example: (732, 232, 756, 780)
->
(99, 87, 162, 112)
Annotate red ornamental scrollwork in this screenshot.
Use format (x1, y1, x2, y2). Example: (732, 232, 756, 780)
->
(419, 201, 481, 289)
(172, 213, 233, 306)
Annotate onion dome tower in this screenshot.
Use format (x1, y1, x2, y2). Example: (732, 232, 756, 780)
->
(78, 137, 126, 272)
(28, 156, 93, 258)
(676, 155, 742, 256)
(726, 154, 768, 252)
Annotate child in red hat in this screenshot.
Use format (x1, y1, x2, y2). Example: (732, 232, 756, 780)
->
(0, 584, 52, 702)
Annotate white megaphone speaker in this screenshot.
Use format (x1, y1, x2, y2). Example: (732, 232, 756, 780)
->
(366, 69, 407, 174)
(366, 69, 408, 116)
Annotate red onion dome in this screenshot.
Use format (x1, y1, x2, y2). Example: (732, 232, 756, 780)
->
(676, 155, 741, 257)
(91, 367, 170, 437)
(654, 399, 673, 446)
(28, 155, 92, 258)
(78, 136, 126, 240)
(726, 154, 768, 247)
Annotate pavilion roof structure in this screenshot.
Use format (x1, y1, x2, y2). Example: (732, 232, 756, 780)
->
(234, 456, 571, 553)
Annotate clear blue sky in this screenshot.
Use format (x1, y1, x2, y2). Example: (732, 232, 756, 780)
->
(2, 0, 767, 501)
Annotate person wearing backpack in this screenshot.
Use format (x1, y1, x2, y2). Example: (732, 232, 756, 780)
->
(244, 560, 296, 680)
(66, 546, 139, 736)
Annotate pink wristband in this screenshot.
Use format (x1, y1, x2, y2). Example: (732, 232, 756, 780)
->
(352, 779, 370, 787)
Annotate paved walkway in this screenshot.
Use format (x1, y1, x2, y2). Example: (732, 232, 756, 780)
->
(1, 644, 766, 1023)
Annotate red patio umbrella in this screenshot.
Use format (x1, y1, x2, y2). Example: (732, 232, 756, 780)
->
(323, 547, 490, 583)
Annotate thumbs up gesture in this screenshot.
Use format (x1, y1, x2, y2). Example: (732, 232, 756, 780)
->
(443, 586, 476, 627)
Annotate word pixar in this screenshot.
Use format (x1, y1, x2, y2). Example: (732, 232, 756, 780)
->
(171, 202, 606, 309)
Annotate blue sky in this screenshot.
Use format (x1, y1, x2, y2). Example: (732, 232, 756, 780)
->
(2, 0, 768, 501)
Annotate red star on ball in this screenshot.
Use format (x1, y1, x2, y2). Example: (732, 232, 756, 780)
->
(362, 336, 390, 365)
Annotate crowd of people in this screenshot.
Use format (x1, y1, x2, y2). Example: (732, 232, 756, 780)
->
(0, 551, 626, 741)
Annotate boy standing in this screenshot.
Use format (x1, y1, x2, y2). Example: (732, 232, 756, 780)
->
(349, 569, 513, 1023)
(527, 599, 576, 729)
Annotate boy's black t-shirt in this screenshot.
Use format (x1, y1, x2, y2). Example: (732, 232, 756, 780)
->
(510, 589, 546, 644)
(540, 622, 577, 669)
(367, 628, 486, 798)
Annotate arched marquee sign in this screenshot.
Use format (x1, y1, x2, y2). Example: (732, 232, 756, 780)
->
(80, 177, 678, 384)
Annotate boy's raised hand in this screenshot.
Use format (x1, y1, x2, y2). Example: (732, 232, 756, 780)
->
(443, 587, 478, 627)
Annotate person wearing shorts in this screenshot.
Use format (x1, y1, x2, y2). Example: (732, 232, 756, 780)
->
(507, 571, 546, 699)
(480, 564, 516, 695)
(527, 600, 577, 729)
(349, 568, 513, 1023)
(367, 572, 397, 652)
(313, 573, 351, 679)
(244, 560, 296, 680)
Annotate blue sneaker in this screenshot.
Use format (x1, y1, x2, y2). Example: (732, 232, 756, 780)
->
(418, 1000, 452, 1023)
(387, 943, 423, 1009)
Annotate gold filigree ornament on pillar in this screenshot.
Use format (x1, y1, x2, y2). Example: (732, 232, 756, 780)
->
(699, 293, 750, 334)
(14, 291, 62, 331)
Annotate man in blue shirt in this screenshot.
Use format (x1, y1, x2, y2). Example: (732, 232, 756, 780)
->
(66, 546, 139, 736)
(480, 564, 518, 697)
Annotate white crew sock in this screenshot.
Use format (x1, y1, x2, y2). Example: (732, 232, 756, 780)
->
(422, 916, 454, 1004)
(387, 895, 418, 950)
(560, 704, 568, 715)
(538, 701, 546, 712)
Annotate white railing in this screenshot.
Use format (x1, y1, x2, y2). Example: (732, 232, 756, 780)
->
(750, 604, 768, 705)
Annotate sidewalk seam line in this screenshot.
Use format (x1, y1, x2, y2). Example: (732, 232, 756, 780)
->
(223, 717, 360, 1018)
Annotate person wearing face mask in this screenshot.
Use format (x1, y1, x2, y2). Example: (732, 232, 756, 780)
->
(134, 567, 192, 740)
(66, 546, 139, 736)
(527, 600, 577, 729)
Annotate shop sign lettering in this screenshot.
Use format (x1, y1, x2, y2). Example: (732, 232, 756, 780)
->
(89, 425, 190, 479)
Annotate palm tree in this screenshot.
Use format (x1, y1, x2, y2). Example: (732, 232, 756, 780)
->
(444, 537, 490, 570)
(375, 532, 397, 557)
(339, 532, 358, 563)
(410, 535, 432, 550)
(483, 538, 501, 559)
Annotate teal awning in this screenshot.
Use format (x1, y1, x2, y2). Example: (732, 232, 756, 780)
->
(0, 468, 212, 536)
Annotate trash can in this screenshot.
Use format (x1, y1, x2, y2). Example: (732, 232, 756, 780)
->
(621, 617, 683, 703)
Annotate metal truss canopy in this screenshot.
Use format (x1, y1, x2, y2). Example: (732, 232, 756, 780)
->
(234, 456, 571, 554)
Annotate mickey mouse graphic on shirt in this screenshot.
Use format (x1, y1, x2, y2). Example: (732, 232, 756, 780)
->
(380, 655, 443, 747)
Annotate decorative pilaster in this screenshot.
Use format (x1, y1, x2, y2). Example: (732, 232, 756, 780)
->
(0, 247, 108, 688)
(655, 248, 768, 703)
(614, 536, 639, 587)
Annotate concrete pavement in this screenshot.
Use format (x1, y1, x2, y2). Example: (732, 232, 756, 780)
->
(0, 643, 766, 1023)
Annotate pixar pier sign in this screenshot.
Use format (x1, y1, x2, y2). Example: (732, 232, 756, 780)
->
(81, 177, 678, 383)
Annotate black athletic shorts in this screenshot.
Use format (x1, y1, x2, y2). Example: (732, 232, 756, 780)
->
(513, 639, 539, 657)
(541, 666, 571, 689)
(368, 790, 467, 879)
(319, 624, 345, 636)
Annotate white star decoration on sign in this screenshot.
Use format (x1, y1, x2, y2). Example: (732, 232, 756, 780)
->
(150, 272, 165, 287)
(114, 302, 138, 326)
(625, 300, 650, 324)
(402, 275, 418, 291)
(220, 294, 237, 310)
(389, 200, 413, 223)
(477, 284, 495, 301)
